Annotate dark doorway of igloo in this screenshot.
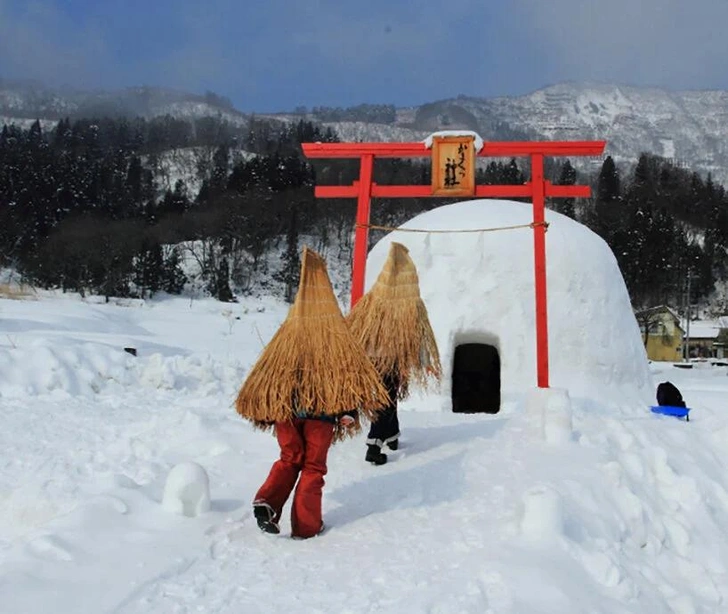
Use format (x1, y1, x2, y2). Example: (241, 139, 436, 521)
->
(451, 343, 501, 413)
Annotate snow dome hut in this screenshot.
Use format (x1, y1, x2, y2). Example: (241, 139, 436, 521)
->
(363, 199, 653, 413)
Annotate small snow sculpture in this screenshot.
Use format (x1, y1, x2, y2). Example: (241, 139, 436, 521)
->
(162, 461, 211, 517)
(520, 485, 564, 543)
(526, 387, 573, 444)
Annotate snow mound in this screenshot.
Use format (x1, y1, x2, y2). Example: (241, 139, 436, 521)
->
(366, 199, 653, 409)
(162, 462, 211, 517)
(0, 340, 244, 398)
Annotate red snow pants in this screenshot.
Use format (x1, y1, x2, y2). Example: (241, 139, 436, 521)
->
(254, 418, 334, 538)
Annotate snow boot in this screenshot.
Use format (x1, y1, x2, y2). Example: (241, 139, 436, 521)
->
(365, 444, 387, 465)
(253, 501, 280, 534)
(386, 439, 399, 451)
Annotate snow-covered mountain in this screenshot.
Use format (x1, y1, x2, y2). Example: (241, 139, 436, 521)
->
(298, 82, 728, 185)
(0, 78, 249, 128)
(3, 79, 728, 184)
(272, 82, 728, 186)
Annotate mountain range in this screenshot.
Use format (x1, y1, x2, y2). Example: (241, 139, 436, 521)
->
(2, 78, 727, 185)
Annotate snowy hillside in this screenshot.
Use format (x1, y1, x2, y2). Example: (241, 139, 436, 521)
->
(146, 146, 258, 195)
(0, 80, 248, 127)
(2, 279, 728, 609)
(305, 83, 728, 185)
(3, 80, 728, 185)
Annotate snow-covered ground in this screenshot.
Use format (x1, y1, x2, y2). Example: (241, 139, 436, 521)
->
(2, 289, 728, 613)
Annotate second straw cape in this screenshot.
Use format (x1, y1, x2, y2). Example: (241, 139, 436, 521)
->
(346, 241, 441, 397)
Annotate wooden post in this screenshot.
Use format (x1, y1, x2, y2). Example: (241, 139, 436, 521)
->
(531, 153, 549, 388)
(351, 154, 374, 307)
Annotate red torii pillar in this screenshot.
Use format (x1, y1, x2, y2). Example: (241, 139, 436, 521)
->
(301, 140, 606, 388)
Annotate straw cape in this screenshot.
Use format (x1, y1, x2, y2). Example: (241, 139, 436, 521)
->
(235, 247, 390, 440)
(346, 242, 442, 399)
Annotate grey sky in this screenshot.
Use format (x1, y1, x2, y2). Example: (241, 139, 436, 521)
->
(1, 0, 726, 111)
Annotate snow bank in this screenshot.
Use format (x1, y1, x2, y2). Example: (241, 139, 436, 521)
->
(0, 340, 245, 398)
(0, 293, 291, 400)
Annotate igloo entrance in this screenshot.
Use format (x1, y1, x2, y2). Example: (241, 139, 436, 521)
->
(451, 343, 501, 414)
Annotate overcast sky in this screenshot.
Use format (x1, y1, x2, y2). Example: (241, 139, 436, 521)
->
(1, 0, 727, 112)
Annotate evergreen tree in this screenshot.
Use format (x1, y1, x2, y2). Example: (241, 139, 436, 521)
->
(209, 257, 235, 302)
(278, 204, 301, 303)
(597, 155, 620, 202)
(210, 143, 229, 195)
(586, 156, 623, 243)
(160, 249, 188, 294)
(134, 241, 164, 298)
(503, 158, 524, 185)
(552, 160, 577, 218)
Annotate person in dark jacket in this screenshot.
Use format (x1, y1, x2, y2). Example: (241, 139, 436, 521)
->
(365, 372, 401, 464)
(346, 242, 441, 466)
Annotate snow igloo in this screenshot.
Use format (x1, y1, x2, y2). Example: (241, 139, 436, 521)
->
(363, 199, 653, 412)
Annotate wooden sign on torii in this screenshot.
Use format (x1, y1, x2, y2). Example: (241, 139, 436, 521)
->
(301, 135, 606, 389)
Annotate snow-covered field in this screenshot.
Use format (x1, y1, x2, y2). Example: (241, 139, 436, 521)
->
(2, 290, 728, 613)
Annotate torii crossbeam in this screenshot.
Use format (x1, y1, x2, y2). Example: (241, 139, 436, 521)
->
(301, 139, 606, 388)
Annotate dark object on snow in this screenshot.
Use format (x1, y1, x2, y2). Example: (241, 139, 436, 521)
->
(656, 381, 686, 408)
(653, 381, 690, 421)
(124, 347, 137, 357)
(365, 444, 387, 465)
(253, 502, 280, 534)
(366, 372, 399, 462)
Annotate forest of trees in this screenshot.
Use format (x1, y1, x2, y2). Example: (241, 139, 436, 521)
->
(1, 114, 727, 313)
(296, 104, 397, 124)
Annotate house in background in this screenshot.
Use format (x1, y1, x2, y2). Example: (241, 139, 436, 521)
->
(681, 317, 728, 359)
(635, 305, 684, 362)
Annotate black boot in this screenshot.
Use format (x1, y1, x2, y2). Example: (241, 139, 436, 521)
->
(386, 439, 399, 451)
(253, 502, 280, 534)
(365, 444, 387, 465)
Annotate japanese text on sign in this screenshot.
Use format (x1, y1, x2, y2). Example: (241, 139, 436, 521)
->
(431, 136, 476, 197)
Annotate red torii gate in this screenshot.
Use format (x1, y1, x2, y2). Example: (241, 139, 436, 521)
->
(301, 139, 606, 388)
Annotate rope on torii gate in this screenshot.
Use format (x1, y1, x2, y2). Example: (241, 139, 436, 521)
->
(357, 221, 549, 234)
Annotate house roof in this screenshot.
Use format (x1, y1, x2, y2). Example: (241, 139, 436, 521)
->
(635, 305, 681, 322)
(681, 319, 723, 340)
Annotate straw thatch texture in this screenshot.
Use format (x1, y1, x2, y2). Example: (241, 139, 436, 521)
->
(235, 247, 390, 440)
(346, 242, 442, 399)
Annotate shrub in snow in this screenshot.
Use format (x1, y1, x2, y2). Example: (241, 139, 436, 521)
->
(162, 462, 211, 517)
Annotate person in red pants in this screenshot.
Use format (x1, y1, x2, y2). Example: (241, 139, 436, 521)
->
(234, 248, 389, 539)
(253, 411, 355, 537)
